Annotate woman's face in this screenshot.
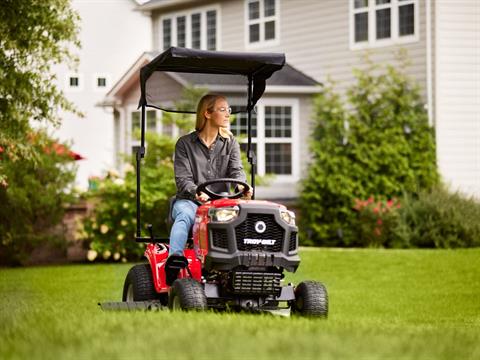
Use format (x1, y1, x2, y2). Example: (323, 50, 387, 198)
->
(207, 98, 231, 128)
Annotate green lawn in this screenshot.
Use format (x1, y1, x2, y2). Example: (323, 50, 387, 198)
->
(1, 248, 479, 359)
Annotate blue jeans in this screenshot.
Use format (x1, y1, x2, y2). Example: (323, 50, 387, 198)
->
(169, 199, 198, 256)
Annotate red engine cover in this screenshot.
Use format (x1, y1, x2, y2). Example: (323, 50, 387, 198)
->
(144, 198, 285, 293)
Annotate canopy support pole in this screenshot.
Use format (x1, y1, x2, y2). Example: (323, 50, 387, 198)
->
(135, 104, 146, 238)
(247, 75, 256, 200)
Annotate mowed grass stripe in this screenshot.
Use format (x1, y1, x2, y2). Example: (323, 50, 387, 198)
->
(0, 248, 479, 359)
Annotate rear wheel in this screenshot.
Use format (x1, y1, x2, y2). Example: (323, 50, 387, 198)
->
(292, 281, 328, 317)
(168, 278, 207, 311)
(122, 264, 158, 302)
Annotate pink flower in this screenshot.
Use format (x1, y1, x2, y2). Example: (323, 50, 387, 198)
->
(367, 196, 374, 204)
(376, 218, 383, 225)
(387, 199, 394, 208)
(373, 207, 379, 214)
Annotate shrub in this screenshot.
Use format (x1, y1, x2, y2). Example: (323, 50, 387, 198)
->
(300, 53, 439, 246)
(81, 133, 176, 262)
(352, 197, 402, 248)
(395, 187, 480, 248)
(0, 131, 77, 265)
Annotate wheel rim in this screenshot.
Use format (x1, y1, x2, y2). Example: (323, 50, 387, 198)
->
(126, 284, 134, 302)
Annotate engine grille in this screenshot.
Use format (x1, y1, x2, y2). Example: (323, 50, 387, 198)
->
(235, 214, 285, 252)
(211, 229, 228, 249)
(230, 271, 282, 296)
(289, 232, 298, 251)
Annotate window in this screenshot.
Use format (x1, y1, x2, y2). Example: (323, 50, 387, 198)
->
(176, 16, 186, 47)
(129, 110, 178, 154)
(246, 0, 279, 46)
(70, 77, 79, 87)
(350, 0, 418, 49)
(163, 18, 172, 49)
(191, 13, 201, 49)
(264, 106, 292, 174)
(230, 106, 257, 138)
(161, 7, 219, 51)
(230, 100, 297, 179)
(93, 74, 110, 92)
(66, 73, 83, 91)
(97, 77, 107, 87)
(206, 10, 217, 51)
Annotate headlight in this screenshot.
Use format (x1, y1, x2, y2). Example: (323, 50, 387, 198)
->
(280, 209, 296, 226)
(209, 206, 239, 222)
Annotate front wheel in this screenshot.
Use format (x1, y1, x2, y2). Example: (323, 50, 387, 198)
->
(122, 264, 158, 302)
(168, 278, 207, 311)
(292, 281, 328, 317)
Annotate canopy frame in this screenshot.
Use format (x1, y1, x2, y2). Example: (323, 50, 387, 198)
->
(135, 47, 285, 241)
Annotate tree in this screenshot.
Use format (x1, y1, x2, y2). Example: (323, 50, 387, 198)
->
(299, 54, 439, 246)
(0, 0, 80, 185)
(0, 130, 77, 265)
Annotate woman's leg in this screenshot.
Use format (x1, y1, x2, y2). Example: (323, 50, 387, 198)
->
(169, 199, 198, 256)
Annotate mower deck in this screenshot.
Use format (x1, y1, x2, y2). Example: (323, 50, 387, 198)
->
(99, 301, 165, 311)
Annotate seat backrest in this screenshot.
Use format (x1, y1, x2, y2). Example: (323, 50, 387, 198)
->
(166, 195, 176, 231)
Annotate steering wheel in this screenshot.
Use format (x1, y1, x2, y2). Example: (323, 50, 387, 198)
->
(196, 178, 251, 200)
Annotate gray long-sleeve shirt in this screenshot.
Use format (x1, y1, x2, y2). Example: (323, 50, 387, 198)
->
(174, 131, 246, 200)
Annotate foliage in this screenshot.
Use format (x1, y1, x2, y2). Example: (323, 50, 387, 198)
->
(0, 0, 80, 184)
(81, 133, 176, 262)
(394, 187, 480, 248)
(300, 53, 439, 246)
(348, 187, 480, 249)
(162, 86, 208, 132)
(0, 131, 77, 265)
(352, 197, 401, 247)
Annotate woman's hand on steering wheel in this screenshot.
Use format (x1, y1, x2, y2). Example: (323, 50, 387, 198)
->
(196, 178, 251, 200)
(237, 184, 253, 199)
(195, 191, 210, 203)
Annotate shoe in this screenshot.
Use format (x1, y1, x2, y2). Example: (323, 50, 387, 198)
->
(165, 255, 188, 286)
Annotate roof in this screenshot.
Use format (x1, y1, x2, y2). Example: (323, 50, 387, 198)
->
(102, 50, 320, 108)
(172, 63, 318, 87)
(137, 0, 199, 11)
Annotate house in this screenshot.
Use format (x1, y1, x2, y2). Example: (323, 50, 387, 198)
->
(54, 0, 151, 189)
(103, 0, 479, 199)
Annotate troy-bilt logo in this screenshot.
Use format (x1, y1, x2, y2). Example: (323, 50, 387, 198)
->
(243, 238, 276, 245)
(254, 221, 266, 233)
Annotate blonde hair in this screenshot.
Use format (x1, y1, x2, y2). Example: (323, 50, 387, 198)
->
(195, 94, 232, 139)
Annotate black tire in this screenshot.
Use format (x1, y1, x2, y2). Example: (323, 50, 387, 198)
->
(292, 281, 328, 317)
(168, 278, 207, 311)
(122, 264, 158, 301)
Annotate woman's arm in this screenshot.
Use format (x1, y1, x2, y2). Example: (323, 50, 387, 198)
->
(174, 138, 197, 199)
(227, 137, 247, 182)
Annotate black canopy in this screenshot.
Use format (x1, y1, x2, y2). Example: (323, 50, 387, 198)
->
(139, 47, 285, 111)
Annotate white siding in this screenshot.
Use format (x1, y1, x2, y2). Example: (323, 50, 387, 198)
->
(435, 0, 480, 197)
(220, 0, 427, 97)
(147, 0, 433, 198)
(54, 0, 151, 189)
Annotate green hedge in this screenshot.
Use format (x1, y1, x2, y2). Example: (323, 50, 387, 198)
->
(80, 133, 176, 262)
(0, 131, 77, 265)
(299, 55, 439, 246)
(395, 188, 480, 248)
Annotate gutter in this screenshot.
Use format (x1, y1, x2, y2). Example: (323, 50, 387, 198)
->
(426, 0, 433, 127)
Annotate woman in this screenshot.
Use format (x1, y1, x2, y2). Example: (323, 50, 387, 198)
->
(166, 94, 251, 282)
